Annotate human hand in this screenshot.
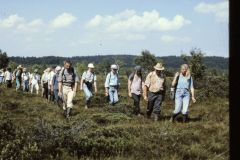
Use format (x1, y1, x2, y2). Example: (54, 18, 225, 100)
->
(58, 92, 62, 97)
(144, 95, 148, 101)
(192, 97, 196, 103)
(128, 93, 132, 98)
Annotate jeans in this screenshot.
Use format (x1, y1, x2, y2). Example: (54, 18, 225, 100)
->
(83, 83, 93, 105)
(146, 91, 163, 116)
(0, 76, 3, 84)
(23, 80, 29, 92)
(16, 79, 21, 91)
(53, 89, 59, 102)
(132, 93, 141, 115)
(43, 82, 48, 99)
(108, 86, 119, 105)
(174, 88, 190, 115)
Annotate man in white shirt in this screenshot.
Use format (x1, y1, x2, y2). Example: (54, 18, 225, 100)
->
(0, 69, 4, 84)
(21, 68, 30, 92)
(4, 68, 12, 88)
(30, 69, 40, 94)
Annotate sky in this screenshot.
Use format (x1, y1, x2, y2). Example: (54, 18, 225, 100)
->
(0, 0, 229, 57)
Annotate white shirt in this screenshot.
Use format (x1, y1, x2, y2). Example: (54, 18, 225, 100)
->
(30, 73, 40, 84)
(48, 71, 55, 85)
(22, 72, 30, 81)
(5, 71, 12, 80)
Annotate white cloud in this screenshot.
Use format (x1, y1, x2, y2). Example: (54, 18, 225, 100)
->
(194, 1, 228, 22)
(0, 14, 25, 28)
(50, 12, 77, 29)
(0, 12, 77, 32)
(161, 35, 191, 43)
(86, 9, 191, 32)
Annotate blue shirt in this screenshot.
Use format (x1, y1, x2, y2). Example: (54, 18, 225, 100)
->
(105, 72, 119, 88)
(176, 74, 193, 90)
(52, 73, 60, 90)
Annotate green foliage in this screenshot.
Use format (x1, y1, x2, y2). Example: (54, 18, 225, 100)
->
(0, 50, 9, 69)
(134, 50, 158, 72)
(181, 48, 206, 81)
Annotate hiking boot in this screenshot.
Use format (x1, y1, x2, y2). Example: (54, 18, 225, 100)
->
(182, 114, 189, 123)
(66, 108, 71, 118)
(153, 113, 159, 121)
(63, 109, 67, 117)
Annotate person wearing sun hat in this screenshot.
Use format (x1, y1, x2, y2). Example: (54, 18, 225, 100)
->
(104, 64, 120, 106)
(143, 62, 166, 121)
(15, 65, 23, 91)
(21, 68, 31, 92)
(80, 63, 97, 109)
(30, 69, 41, 95)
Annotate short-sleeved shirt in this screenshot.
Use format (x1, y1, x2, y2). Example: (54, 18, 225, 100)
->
(5, 71, 12, 80)
(176, 74, 193, 90)
(129, 73, 142, 95)
(22, 72, 30, 81)
(41, 72, 48, 83)
(48, 71, 55, 85)
(104, 72, 119, 88)
(30, 73, 40, 84)
(58, 68, 79, 86)
(82, 70, 96, 83)
(145, 71, 165, 93)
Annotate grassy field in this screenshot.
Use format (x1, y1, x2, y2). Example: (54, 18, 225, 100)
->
(0, 75, 229, 160)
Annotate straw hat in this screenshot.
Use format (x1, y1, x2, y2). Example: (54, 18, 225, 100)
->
(88, 63, 94, 68)
(111, 64, 118, 70)
(17, 65, 23, 69)
(154, 63, 165, 70)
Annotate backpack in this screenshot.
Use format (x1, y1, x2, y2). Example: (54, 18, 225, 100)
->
(61, 67, 76, 85)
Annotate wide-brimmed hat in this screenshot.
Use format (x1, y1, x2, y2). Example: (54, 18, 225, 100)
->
(111, 64, 118, 70)
(154, 63, 165, 70)
(88, 63, 94, 68)
(17, 65, 23, 69)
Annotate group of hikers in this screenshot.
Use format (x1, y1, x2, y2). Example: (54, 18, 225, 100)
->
(0, 60, 196, 122)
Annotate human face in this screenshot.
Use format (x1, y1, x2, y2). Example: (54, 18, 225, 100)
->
(64, 62, 71, 70)
(181, 66, 188, 75)
(136, 70, 141, 76)
(155, 69, 162, 76)
(112, 69, 117, 74)
(89, 68, 94, 72)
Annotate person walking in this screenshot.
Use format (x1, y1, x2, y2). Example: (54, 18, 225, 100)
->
(30, 69, 40, 94)
(128, 66, 144, 116)
(80, 63, 97, 109)
(104, 64, 120, 106)
(48, 66, 56, 101)
(15, 65, 23, 91)
(52, 66, 61, 104)
(0, 69, 4, 85)
(21, 68, 31, 92)
(58, 60, 79, 118)
(41, 68, 50, 99)
(143, 63, 166, 121)
(4, 68, 13, 88)
(170, 64, 196, 122)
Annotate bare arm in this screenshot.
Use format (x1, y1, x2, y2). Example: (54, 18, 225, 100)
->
(58, 82, 62, 94)
(171, 72, 179, 87)
(74, 82, 78, 92)
(80, 78, 83, 90)
(94, 81, 97, 93)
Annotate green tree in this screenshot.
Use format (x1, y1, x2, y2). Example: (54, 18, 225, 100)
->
(181, 48, 206, 81)
(134, 50, 157, 72)
(0, 50, 9, 69)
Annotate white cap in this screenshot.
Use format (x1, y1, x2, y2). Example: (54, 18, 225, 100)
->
(55, 66, 61, 71)
(88, 63, 94, 68)
(111, 64, 118, 70)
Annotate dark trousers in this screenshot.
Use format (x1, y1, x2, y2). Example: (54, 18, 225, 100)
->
(146, 91, 163, 116)
(132, 93, 141, 115)
(43, 83, 48, 99)
(6, 80, 12, 88)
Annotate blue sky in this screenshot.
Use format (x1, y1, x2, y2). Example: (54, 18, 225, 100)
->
(0, 0, 228, 57)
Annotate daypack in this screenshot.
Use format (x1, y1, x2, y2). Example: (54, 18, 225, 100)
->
(108, 71, 119, 87)
(61, 67, 76, 85)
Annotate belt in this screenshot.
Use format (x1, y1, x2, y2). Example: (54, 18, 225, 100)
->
(150, 90, 163, 94)
(110, 85, 118, 87)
